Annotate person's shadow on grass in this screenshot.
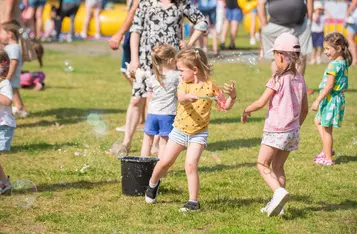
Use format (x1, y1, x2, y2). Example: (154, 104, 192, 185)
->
(17, 108, 125, 128)
(335, 155, 357, 164)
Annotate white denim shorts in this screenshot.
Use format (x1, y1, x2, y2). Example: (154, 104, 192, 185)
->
(261, 128, 300, 151)
(169, 127, 208, 147)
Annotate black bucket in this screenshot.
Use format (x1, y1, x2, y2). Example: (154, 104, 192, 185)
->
(118, 156, 160, 196)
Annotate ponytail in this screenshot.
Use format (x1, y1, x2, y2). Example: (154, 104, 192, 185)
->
(151, 44, 177, 85)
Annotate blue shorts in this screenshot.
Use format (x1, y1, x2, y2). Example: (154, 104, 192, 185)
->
(28, 0, 46, 8)
(347, 23, 357, 34)
(121, 31, 131, 73)
(199, 7, 217, 25)
(0, 126, 14, 151)
(225, 8, 243, 22)
(144, 114, 175, 136)
(169, 127, 208, 147)
(312, 32, 324, 48)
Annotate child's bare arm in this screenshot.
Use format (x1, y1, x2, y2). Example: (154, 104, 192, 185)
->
(0, 94, 12, 106)
(241, 87, 275, 124)
(177, 91, 198, 104)
(6, 59, 18, 81)
(311, 74, 335, 111)
(299, 92, 309, 126)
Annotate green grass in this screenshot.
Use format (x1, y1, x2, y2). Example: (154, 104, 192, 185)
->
(0, 40, 356, 234)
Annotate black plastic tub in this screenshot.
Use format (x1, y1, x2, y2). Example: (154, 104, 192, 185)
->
(118, 156, 160, 196)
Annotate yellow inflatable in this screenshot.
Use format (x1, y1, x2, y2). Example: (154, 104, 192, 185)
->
(42, 2, 127, 37)
(238, 0, 258, 14)
(243, 12, 260, 33)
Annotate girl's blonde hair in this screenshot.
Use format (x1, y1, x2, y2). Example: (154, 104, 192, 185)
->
(0, 50, 10, 81)
(176, 48, 212, 80)
(273, 51, 300, 82)
(152, 44, 177, 83)
(324, 32, 353, 67)
(1, 20, 21, 41)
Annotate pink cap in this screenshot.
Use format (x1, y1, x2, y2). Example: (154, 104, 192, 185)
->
(267, 33, 301, 54)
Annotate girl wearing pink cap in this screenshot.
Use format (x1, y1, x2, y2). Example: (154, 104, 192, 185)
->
(241, 33, 309, 217)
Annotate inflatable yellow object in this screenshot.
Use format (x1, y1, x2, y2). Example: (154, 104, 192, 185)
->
(243, 13, 260, 33)
(42, 3, 127, 37)
(238, 0, 258, 14)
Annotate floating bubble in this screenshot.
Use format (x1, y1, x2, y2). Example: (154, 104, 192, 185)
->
(211, 52, 260, 72)
(64, 60, 74, 72)
(93, 121, 108, 135)
(110, 140, 127, 157)
(86, 113, 101, 126)
(18, 28, 24, 34)
(12, 179, 37, 209)
(25, 28, 31, 34)
(352, 137, 357, 145)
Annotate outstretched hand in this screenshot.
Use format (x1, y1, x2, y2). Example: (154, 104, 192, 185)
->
(241, 111, 251, 124)
(223, 80, 236, 99)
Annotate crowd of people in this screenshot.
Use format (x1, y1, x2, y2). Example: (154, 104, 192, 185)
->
(0, 0, 354, 217)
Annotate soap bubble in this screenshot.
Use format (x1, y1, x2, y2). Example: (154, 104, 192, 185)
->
(12, 179, 37, 209)
(21, 32, 28, 39)
(86, 113, 101, 126)
(29, 32, 35, 40)
(352, 136, 357, 145)
(64, 60, 74, 72)
(18, 28, 24, 34)
(110, 140, 128, 157)
(211, 52, 259, 72)
(93, 121, 108, 135)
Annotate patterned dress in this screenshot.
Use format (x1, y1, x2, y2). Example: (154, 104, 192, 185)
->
(130, 0, 208, 72)
(316, 60, 349, 127)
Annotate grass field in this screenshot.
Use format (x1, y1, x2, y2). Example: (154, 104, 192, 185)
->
(0, 39, 356, 234)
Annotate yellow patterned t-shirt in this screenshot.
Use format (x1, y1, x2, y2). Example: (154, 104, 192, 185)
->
(174, 79, 219, 135)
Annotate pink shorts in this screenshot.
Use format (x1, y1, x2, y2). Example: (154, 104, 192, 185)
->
(261, 128, 300, 151)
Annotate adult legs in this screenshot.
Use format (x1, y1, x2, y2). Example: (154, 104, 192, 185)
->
(13, 88, 26, 111)
(81, 5, 92, 38)
(94, 6, 101, 37)
(347, 31, 357, 65)
(35, 7, 44, 39)
(229, 21, 238, 48)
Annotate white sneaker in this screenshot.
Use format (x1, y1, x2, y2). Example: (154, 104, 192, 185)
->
(94, 34, 101, 39)
(261, 201, 284, 215)
(80, 32, 87, 39)
(249, 38, 256, 46)
(267, 188, 289, 217)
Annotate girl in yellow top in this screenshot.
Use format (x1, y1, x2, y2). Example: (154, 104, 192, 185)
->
(145, 48, 237, 211)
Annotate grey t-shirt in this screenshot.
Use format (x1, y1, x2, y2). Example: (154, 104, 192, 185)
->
(148, 70, 180, 115)
(268, 0, 307, 27)
(4, 44, 22, 86)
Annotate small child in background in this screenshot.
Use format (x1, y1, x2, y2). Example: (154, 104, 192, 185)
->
(312, 32, 351, 166)
(241, 33, 309, 216)
(140, 44, 180, 159)
(0, 50, 17, 194)
(20, 71, 45, 91)
(43, 5, 60, 42)
(311, 1, 329, 64)
(198, 0, 219, 55)
(145, 48, 237, 211)
(1, 20, 29, 118)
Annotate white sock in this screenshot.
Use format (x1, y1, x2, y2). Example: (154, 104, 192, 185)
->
(189, 200, 198, 204)
(149, 180, 158, 188)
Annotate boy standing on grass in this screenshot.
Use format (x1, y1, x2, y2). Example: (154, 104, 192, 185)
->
(1, 20, 29, 117)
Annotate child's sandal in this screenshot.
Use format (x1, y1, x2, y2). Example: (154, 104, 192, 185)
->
(317, 159, 335, 166)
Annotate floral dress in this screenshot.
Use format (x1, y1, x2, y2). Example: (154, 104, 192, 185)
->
(130, 0, 208, 72)
(316, 60, 349, 127)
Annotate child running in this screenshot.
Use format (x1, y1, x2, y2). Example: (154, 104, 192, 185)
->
(312, 32, 351, 166)
(145, 48, 237, 211)
(141, 44, 180, 159)
(241, 33, 309, 217)
(1, 20, 29, 117)
(0, 50, 17, 194)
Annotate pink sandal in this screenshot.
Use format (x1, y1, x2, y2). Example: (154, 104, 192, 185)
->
(313, 150, 335, 162)
(317, 159, 335, 166)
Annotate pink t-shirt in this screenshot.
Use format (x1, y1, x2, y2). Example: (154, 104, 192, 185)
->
(264, 71, 307, 133)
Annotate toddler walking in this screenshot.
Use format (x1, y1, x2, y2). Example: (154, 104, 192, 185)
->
(1, 20, 29, 117)
(312, 32, 351, 166)
(140, 44, 180, 159)
(145, 48, 236, 211)
(241, 33, 309, 216)
(0, 50, 17, 194)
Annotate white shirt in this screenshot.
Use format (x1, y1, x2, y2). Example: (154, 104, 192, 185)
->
(0, 80, 16, 127)
(311, 13, 326, 33)
(148, 70, 180, 115)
